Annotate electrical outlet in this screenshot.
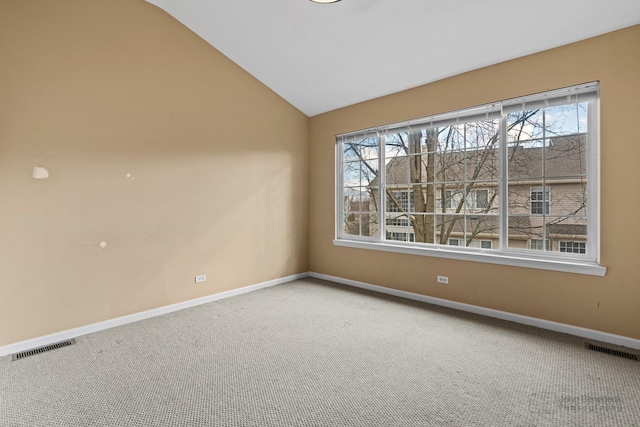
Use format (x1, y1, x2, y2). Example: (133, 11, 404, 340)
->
(195, 275, 207, 284)
(437, 275, 449, 284)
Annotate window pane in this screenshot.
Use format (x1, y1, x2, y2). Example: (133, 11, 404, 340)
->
(466, 120, 500, 150)
(343, 160, 379, 188)
(434, 214, 464, 246)
(342, 137, 379, 162)
(546, 216, 587, 245)
(343, 212, 360, 236)
(362, 213, 379, 238)
(465, 215, 499, 245)
(508, 143, 543, 181)
(408, 154, 434, 184)
(466, 144, 499, 181)
(344, 187, 377, 216)
(507, 110, 544, 142)
(548, 181, 587, 216)
(441, 183, 465, 212)
(508, 216, 545, 249)
(385, 132, 417, 158)
(434, 150, 465, 182)
(544, 103, 588, 138)
(342, 162, 360, 187)
(385, 155, 410, 187)
(407, 214, 434, 244)
(406, 186, 425, 214)
(507, 184, 531, 215)
(438, 124, 465, 152)
(343, 187, 364, 212)
(343, 212, 379, 238)
(545, 135, 587, 179)
(465, 120, 500, 182)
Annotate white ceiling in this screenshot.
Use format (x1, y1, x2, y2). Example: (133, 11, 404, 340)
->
(147, 0, 640, 117)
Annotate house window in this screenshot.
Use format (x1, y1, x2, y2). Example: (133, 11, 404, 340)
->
(336, 82, 603, 275)
(474, 190, 489, 210)
(388, 232, 415, 242)
(530, 187, 550, 215)
(386, 217, 410, 227)
(559, 241, 586, 254)
(445, 189, 489, 210)
(387, 190, 414, 213)
(530, 239, 551, 251)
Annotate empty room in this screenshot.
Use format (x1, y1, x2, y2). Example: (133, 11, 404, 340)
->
(1, 0, 639, 426)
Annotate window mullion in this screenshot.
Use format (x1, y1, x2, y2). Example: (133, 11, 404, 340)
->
(463, 124, 468, 246)
(379, 133, 386, 242)
(587, 99, 599, 262)
(542, 110, 547, 249)
(499, 115, 508, 251)
(335, 141, 343, 239)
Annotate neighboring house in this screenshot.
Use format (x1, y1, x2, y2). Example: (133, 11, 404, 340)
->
(345, 134, 587, 254)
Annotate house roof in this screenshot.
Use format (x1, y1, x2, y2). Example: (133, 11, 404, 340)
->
(374, 135, 586, 187)
(548, 224, 587, 236)
(146, 0, 640, 117)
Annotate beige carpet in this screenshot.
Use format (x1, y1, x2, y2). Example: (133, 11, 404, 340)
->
(1, 278, 639, 426)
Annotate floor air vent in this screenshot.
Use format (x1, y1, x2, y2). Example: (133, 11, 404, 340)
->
(12, 339, 76, 361)
(585, 343, 638, 361)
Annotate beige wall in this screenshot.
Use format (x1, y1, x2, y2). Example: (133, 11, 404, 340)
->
(0, 0, 308, 346)
(309, 25, 640, 340)
(1, 0, 638, 348)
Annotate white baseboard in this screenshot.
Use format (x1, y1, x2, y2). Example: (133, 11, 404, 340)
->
(0, 272, 309, 358)
(309, 272, 640, 351)
(4, 270, 638, 358)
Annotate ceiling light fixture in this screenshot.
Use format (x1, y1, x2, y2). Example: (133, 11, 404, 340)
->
(309, 0, 341, 3)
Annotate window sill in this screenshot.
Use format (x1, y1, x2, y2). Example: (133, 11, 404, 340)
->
(333, 238, 606, 277)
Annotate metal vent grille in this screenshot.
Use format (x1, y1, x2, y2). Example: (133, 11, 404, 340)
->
(12, 339, 76, 361)
(585, 343, 638, 361)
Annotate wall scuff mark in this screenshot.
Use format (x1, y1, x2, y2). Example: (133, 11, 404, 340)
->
(32, 166, 49, 179)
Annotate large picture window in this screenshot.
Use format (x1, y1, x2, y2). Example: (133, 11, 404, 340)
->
(336, 83, 603, 276)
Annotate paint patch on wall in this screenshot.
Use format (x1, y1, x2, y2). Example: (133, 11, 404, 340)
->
(125, 173, 135, 180)
(99, 241, 107, 249)
(32, 166, 49, 179)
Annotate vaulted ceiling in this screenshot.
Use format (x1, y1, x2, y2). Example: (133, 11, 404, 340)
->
(147, 0, 640, 117)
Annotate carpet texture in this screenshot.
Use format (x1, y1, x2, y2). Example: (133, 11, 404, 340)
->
(1, 278, 639, 426)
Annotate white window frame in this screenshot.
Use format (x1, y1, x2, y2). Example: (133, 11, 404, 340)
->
(335, 83, 604, 276)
